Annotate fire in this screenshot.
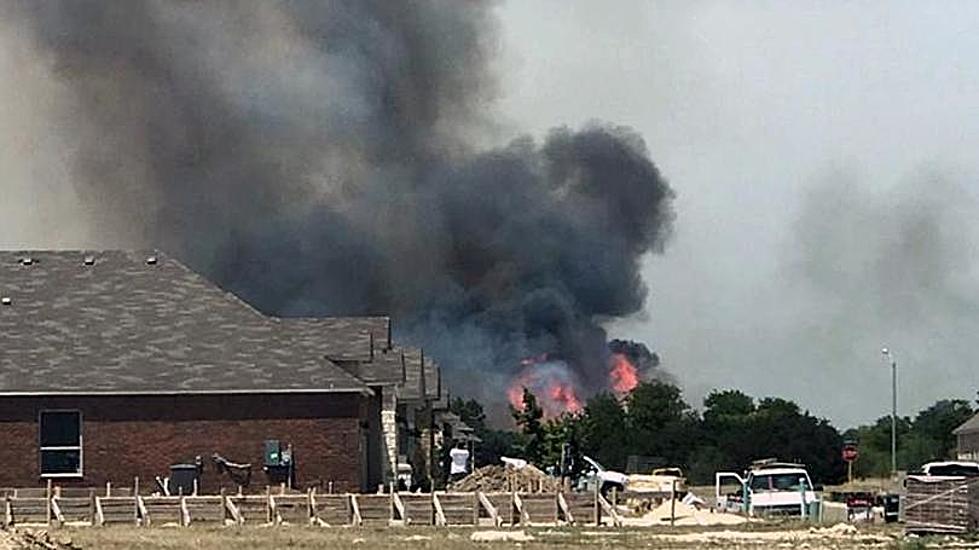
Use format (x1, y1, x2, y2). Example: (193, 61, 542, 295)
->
(548, 382, 584, 413)
(507, 356, 583, 417)
(609, 352, 639, 395)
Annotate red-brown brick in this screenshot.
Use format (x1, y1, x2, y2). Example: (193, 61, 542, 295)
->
(0, 392, 369, 493)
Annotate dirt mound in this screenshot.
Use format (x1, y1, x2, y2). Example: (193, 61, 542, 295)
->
(0, 527, 79, 550)
(449, 464, 560, 493)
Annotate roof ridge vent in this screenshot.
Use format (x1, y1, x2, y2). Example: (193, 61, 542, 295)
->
(20, 257, 33, 266)
(145, 255, 158, 265)
(1, 297, 11, 306)
(83, 256, 96, 266)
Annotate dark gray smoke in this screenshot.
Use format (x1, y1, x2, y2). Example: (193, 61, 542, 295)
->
(608, 339, 661, 372)
(4, 1, 674, 403)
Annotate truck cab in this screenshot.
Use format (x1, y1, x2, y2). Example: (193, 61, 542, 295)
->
(578, 455, 629, 497)
(716, 461, 820, 516)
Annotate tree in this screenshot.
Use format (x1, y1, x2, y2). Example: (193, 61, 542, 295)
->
(843, 415, 912, 478)
(703, 389, 755, 422)
(846, 398, 974, 478)
(449, 397, 487, 433)
(910, 399, 973, 461)
(540, 413, 584, 478)
(626, 381, 698, 465)
(581, 392, 630, 470)
(700, 390, 758, 475)
(511, 388, 546, 464)
(698, 391, 845, 484)
(450, 397, 519, 467)
(627, 381, 688, 430)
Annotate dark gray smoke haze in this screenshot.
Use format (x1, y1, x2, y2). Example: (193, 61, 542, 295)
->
(2, 1, 674, 403)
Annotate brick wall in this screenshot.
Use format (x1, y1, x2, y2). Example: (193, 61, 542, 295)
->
(0, 392, 368, 493)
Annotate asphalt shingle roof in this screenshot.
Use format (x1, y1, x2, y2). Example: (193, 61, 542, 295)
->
(954, 413, 979, 435)
(400, 347, 425, 401)
(277, 316, 391, 362)
(0, 251, 369, 394)
(336, 348, 406, 386)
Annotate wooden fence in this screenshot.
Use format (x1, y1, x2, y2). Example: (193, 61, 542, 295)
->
(1, 481, 622, 528)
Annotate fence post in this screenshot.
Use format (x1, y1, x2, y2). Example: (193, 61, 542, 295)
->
(45, 479, 52, 526)
(593, 482, 600, 526)
(134, 477, 140, 526)
(266, 486, 272, 524)
(670, 479, 677, 527)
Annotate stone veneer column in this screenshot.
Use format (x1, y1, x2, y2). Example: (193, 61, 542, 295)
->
(380, 390, 398, 486)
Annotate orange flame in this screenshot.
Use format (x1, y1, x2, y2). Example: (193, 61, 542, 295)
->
(507, 357, 583, 417)
(609, 353, 640, 394)
(548, 383, 584, 413)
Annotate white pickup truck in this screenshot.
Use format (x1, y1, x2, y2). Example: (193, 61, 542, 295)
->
(578, 455, 629, 497)
(716, 461, 820, 517)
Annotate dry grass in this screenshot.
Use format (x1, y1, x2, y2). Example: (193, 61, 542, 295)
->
(53, 523, 913, 550)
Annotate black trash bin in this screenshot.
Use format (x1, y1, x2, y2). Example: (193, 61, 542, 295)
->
(880, 494, 900, 523)
(168, 464, 200, 496)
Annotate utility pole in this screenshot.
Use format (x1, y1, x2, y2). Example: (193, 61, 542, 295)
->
(882, 348, 897, 475)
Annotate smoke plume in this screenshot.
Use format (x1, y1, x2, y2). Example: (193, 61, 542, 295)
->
(0, 1, 674, 408)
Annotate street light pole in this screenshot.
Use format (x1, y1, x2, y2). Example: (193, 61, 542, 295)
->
(882, 347, 897, 475)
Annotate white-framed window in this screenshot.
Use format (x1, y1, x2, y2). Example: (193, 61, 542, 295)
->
(38, 410, 83, 477)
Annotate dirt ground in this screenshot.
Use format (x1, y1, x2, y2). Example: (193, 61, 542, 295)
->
(43, 523, 953, 550)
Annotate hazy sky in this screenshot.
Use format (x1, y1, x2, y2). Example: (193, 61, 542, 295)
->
(495, 2, 979, 427)
(3, 2, 979, 429)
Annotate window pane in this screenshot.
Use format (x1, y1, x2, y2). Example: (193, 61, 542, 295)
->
(40, 411, 80, 447)
(40, 450, 81, 475)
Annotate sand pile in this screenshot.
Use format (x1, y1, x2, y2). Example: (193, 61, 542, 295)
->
(449, 463, 560, 493)
(623, 500, 747, 527)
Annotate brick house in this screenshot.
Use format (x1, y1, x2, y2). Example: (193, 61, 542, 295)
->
(954, 413, 979, 461)
(0, 251, 441, 493)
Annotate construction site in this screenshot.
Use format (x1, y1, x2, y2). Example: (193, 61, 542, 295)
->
(4, 1, 979, 549)
(0, 455, 977, 549)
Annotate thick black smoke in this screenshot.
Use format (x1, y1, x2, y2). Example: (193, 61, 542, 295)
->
(5, 1, 674, 404)
(608, 339, 661, 373)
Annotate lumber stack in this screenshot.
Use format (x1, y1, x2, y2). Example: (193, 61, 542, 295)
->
(905, 475, 979, 534)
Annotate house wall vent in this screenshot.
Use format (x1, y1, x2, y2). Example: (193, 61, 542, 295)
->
(146, 256, 158, 265)
(1, 297, 11, 306)
(83, 256, 96, 266)
(20, 257, 33, 266)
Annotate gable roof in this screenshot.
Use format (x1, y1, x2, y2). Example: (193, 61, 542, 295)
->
(0, 251, 369, 395)
(276, 316, 392, 362)
(954, 413, 979, 435)
(336, 348, 406, 386)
